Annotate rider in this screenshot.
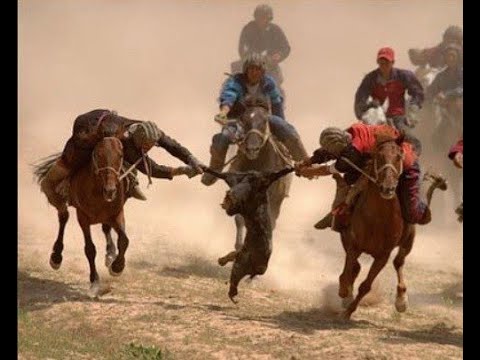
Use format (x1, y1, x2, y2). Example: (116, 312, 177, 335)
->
(295, 123, 445, 231)
(201, 53, 308, 186)
(408, 25, 463, 69)
(40, 109, 205, 212)
(448, 137, 463, 222)
(425, 43, 463, 119)
(354, 46, 424, 153)
(235, 4, 291, 87)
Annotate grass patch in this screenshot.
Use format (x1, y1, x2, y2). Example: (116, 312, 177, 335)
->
(121, 343, 173, 360)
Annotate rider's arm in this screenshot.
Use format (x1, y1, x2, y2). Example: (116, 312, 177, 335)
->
(136, 157, 174, 180)
(309, 148, 336, 165)
(156, 132, 196, 166)
(354, 72, 375, 120)
(402, 69, 425, 108)
(270, 25, 291, 62)
(425, 71, 444, 101)
(219, 76, 243, 109)
(238, 24, 250, 59)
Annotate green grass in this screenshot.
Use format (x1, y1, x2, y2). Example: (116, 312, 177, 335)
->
(121, 343, 173, 360)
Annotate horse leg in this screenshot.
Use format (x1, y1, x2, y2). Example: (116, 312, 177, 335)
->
(77, 211, 100, 295)
(218, 215, 244, 266)
(394, 227, 414, 312)
(110, 211, 129, 276)
(50, 208, 69, 270)
(343, 254, 390, 320)
(102, 224, 117, 268)
(338, 246, 361, 308)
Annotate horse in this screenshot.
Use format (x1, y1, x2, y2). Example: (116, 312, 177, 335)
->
(216, 93, 294, 266)
(204, 167, 294, 302)
(337, 133, 445, 319)
(34, 137, 131, 295)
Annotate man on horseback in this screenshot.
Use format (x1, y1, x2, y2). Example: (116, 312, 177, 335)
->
(354, 47, 424, 154)
(295, 123, 446, 230)
(408, 25, 463, 70)
(232, 4, 290, 89)
(425, 43, 463, 119)
(201, 53, 308, 186)
(40, 109, 205, 212)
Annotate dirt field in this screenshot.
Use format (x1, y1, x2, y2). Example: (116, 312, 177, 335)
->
(19, 1, 463, 359)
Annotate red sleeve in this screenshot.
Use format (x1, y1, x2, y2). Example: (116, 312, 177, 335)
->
(448, 139, 463, 159)
(401, 142, 417, 169)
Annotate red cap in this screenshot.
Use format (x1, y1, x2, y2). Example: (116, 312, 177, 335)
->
(377, 47, 395, 62)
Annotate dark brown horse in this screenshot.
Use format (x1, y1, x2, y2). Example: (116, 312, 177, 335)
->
(34, 137, 130, 295)
(219, 94, 293, 263)
(338, 134, 444, 319)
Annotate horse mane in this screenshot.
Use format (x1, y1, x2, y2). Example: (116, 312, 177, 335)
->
(31, 152, 62, 184)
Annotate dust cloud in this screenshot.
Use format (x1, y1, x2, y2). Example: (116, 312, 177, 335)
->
(19, 0, 462, 307)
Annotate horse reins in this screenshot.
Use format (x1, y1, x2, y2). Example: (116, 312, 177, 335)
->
(340, 155, 402, 185)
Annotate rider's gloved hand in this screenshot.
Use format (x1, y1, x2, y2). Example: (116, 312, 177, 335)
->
(187, 155, 205, 175)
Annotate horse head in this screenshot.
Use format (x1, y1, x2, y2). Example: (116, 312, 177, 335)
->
(92, 137, 124, 202)
(237, 94, 271, 160)
(372, 132, 405, 200)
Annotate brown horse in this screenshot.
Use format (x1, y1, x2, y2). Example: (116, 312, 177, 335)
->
(34, 137, 129, 295)
(338, 134, 444, 319)
(219, 94, 293, 264)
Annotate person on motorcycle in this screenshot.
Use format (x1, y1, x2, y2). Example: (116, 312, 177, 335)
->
(201, 53, 308, 186)
(233, 4, 290, 89)
(408, 25, 463, 69)
(354, 47, 424, 154)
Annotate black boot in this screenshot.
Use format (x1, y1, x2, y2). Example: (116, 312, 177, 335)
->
(201, 140, 228, 186)
(314, 212, 333, 230)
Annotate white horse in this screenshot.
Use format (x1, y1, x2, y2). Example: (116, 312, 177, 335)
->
(360, 97, 389, 125)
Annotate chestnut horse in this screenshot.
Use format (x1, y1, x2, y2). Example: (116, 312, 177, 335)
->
(35, 137, 130, 295)
(338, 134, 444, 319)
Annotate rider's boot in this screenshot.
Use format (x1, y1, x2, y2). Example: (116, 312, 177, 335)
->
(201, 134, 229, 186)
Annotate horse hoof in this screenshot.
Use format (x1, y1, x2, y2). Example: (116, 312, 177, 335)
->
(395, 296, 408, 313)
(341, 296, 354, 309)
(49, 254, 62, 270)
(105, 254, 116, 268)
(89, 282, 101, 299)
(109, 260, 124, 277)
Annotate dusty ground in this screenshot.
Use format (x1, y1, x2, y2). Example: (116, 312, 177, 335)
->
(19, 1, 463, 359)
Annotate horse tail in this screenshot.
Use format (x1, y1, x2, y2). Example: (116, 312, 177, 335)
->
(31, 152, 62, 184)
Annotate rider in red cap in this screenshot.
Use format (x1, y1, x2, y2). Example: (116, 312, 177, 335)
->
(354, 46, 424, 154)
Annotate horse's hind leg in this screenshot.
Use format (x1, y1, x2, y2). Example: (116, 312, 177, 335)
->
(339, 246, 361, 308)
(343, 254, 390, 320)
(50, 209, 69, 270)
(102, 224, 117, 268)
(394, 228, 415, 312)
(110, 211, 129, 276)
(77, 211, 100, 295)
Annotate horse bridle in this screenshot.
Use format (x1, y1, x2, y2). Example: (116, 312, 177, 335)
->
(92, 149, 123, 179)
(238, 109, 271, 149)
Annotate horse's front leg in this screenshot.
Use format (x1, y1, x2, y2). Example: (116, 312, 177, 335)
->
(50, 209, 69, 270)
(338, 243, 361, 309)
(77, 211, 100, 295)
(343, 254, 390, 320)
(102, 224, 117, 268)
(110, 210, 129, 276)
(393, 227, 415, 312)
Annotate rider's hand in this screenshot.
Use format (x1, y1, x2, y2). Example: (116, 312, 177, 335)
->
(188, 156, 205, 175)
(214, 113, 227, 124)
(176, 166, 199, 178)
(295, 166, 318, 180)
(453, 152, 463, 168)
